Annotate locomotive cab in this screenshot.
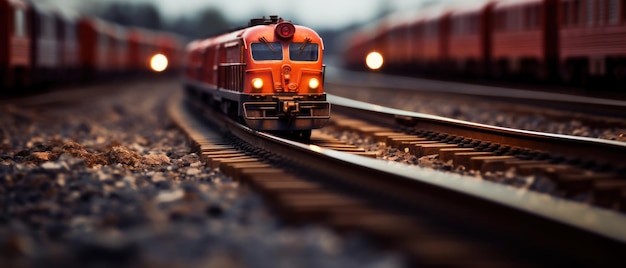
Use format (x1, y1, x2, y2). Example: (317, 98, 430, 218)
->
(240, 16, 330, 131)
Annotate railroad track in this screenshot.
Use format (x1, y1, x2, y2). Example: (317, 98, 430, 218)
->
(325, 67, 626, 142)
(169, 90, 626, 266)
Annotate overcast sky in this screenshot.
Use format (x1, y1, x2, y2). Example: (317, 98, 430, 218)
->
(152, 0, 434, 28)
(38, 0, 451, 30)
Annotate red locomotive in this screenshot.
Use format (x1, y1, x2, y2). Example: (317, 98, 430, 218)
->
(184, 16, 330, 139)
(1, 0, 184, 92)
(344, 0, 626, 88)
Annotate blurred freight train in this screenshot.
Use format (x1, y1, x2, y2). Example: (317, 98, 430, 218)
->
(183, 16, 330, 139)
(1, 0, 184, 91)
(343, 0, 626, 88)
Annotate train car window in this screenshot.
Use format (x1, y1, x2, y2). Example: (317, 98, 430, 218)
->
(524, 6, 537, 30)
(510, 9, 522, 31)
(469, 16, 478, 34)
(573, 0, 582, 26)
(607, 0, 618, 24)
(251, 42, 283, 60)
(598, 0, 606, 25)
(289, 43, 319, 61)
(425, 21, 438, 36)
(42, 16, 52, 38)
(562, 1, 571, 26)
(226, 45, 241, 63)
(534, 5, 541, 29)
(453, 15, 474, 35)
(494, 11, 506, 31)
(587, 0, 595, 26)
(66, 23, 77, 42)
(622, 0, 626, 22)
(14, 8, 26, 37)
(452, 18, 460, 34)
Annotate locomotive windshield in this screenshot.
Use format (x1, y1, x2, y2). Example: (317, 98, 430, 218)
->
(289, 43, 319, 61)
(251, 42, 283, 60)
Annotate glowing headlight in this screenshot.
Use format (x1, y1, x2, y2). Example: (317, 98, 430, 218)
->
(251, 78, 264, 89)
(150, 54, 168, 72)
(366, 52, 383, 70)
(308, 78, 320, 89)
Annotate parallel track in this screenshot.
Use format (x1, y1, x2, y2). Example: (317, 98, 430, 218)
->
(169, 90, 626, 266)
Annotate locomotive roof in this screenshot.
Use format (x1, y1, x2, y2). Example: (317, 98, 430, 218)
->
(196, 21, 324, 50)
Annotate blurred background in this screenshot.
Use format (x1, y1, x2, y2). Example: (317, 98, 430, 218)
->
(32, 0, 453, 56)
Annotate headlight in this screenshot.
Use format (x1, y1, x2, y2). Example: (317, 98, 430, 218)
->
(150, 54, 168, 72)
(251, 78, 264, 89)
(308, 78, 320, 89)
(366, 52, 383, 70)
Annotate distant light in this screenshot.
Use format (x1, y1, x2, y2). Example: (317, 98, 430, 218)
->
(150, 54, 168, 72)
(365, 52, 383, 70)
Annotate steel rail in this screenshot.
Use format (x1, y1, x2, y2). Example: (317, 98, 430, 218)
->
(329, 94, 626, 169)
(173, 91, 626, 265)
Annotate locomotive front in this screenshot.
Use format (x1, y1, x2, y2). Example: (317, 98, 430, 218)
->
(240, 16, 330, 132)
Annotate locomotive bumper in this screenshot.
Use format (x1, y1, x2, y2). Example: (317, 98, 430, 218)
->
(242, 94, 330, 130)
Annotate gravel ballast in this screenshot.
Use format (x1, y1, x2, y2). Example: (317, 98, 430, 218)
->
(0, 78, 404, 267)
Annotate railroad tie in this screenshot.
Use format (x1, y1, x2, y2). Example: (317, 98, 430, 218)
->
(452, 152, 494, 168)
(372, 132, 409, 143)
(415, 144, 459, 158)
(515, 164, 581, 177)
(406, 141, 439, 154)
(274, 192, 367, 223)
(470, 155, 517, 172)
(356, 126, 395, 137)
(438, 148, 476, 163)
(221, 163, 272, 181)
(386, 136, 425, 147)
(218, 159, 266, 177)
(501, 160, 549, 172)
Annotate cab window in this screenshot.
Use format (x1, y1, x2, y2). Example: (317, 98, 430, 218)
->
(251, 42, 282, 60)
(15, 8, 26, 37)
(289, 43, 319, 61)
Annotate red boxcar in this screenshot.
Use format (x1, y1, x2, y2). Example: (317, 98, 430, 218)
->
(420, 7, 451, 70)
(491, 0, 559, 78)
(128, 28, 158, 73)
(1, 0, 30, 89)
(78, 17, 125, 79)
(29, 1, 63, 87)
(155, 32, 184, 72)
(380, 12, 416, 71)
(559, 0, 626, 83)
(448, 1, 495, 76)
(183, 40, 203, 81)
(56, 11, 79, 83)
